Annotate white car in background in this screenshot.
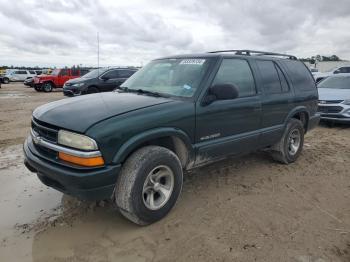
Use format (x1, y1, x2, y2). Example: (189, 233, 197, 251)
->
(317, 75, 350, 124)
(2, 70, 37, 83)
(313, 65, 350, 83)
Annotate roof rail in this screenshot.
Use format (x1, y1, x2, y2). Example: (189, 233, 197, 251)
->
(207, 50, 297, 60)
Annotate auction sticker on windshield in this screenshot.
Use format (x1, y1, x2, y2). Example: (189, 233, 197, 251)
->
(180, 59, 205, 65)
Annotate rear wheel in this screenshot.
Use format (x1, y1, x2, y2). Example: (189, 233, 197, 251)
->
(3, 77, 9, 84)
(115, 146, 183, 225)
(42, 82, 53, 92)
(271, 118, 304, 164)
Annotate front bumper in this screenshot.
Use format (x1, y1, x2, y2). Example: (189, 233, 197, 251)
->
(63, 84, 84, 97)
(23, 137, 121, 201)
(318, 103, 350, 124)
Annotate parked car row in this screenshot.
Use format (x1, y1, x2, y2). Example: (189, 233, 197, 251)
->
(63, 68, 137, 96)
(1, 69, 43, 83)
(317, 75, 350, 124)
(33, 68, 90, 92)
(313, 65, 350, 83)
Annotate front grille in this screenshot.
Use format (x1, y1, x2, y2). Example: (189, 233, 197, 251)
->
(318, 100, 344, 104)
(317, 106, 343, 114)
(31, 118, 58, 143)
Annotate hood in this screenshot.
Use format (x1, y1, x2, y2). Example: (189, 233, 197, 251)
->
(35, 75, 54, 80)
(33, 92, 174, 133)
(65, 77, 86, 85)
(318, 88, 350, 101)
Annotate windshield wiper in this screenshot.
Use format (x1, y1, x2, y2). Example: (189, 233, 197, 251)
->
(135, 89, 162, 97)
(117, 87, 163, 97)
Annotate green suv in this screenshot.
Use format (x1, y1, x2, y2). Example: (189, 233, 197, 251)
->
(24, 50, 320, 225)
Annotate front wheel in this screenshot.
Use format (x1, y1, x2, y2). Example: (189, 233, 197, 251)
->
(86, 86, 99, 94)
(115, 146, 183, 225)
(3, 77, 9, 84)
(270, 118, 304, 164)
(42, 82, 53, 92)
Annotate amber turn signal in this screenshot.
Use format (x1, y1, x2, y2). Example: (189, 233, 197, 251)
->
(58, 152, 104, 167)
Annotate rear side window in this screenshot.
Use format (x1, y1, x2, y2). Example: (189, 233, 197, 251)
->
(118, 70, 135, 78)
(256, 60, 282, 94)
(103, 70, 119, 79)
(282, 60, 315, 90)
(275, 64, 290, 92)
(15, 70, 27, 74)
(212, 59, 256, 97)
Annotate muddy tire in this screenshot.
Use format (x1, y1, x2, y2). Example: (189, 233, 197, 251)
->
(3, 77, 9, 84)
(42, 82, 53, 92)
(115, 146, 183, 225)
(271, 118, 304, 164)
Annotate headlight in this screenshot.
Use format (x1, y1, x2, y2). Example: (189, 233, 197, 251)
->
(72, 83, 85, 87)
(342, 99, 350, 105)
(58, 130, 98, 150)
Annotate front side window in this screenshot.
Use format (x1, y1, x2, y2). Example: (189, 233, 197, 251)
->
(212, 59, 256, 97)
(121, 58, 211, 98)
(51, 69, 60, 76)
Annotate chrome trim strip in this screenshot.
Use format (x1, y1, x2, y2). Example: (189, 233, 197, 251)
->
(31, 129, 101, 158)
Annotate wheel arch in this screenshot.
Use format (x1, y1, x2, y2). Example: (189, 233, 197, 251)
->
(112, 128, 194, 169)
(284, 107, 310, 133)
(42, 80, 56, 88)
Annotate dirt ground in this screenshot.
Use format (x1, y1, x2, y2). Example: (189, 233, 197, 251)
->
(0, 83, 349, 262)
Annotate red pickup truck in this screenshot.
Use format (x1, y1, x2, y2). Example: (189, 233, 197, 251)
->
(33, 68, 90, 92)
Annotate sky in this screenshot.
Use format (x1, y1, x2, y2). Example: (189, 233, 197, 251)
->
(0, 0, 350, 67)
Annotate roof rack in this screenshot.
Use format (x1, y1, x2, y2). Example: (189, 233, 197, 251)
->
(207, 50, 297, 60)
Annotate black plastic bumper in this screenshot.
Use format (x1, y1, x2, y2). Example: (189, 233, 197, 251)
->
(23, 137, 121, 201)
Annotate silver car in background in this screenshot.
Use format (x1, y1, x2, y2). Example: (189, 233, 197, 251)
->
(317, 75, 350, 124)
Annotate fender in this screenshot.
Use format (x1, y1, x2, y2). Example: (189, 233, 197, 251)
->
(112, 127, 194, 165)
(283, 106, 310, 128)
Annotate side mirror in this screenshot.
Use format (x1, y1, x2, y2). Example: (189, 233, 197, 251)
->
(202, 83, 239, 106)
(334, 70, 341, 74)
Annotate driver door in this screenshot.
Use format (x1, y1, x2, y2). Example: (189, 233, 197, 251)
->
(195, 58, 262, 165)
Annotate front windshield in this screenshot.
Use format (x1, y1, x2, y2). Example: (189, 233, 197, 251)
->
(121, 58, 211, 98)
(51, 69, 60, 76)
(82, 68, 106, 79)
(318, 77, 350, 89)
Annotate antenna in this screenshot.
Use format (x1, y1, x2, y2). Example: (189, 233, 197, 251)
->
(97, 32, 100, 75)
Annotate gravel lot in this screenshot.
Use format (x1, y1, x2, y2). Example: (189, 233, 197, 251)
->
(0, 83, 349, 262)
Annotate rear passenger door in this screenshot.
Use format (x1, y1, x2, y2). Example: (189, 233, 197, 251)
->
(195, 58, 262, 164)
(255, 60, 294, 146)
